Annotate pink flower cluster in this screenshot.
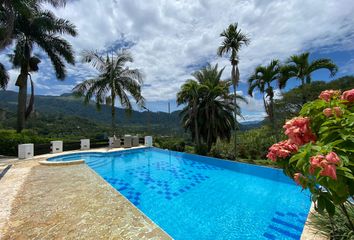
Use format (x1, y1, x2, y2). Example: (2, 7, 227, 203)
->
(323, 107, 343, 117)
(319, 90, 341, 102)
(319, 88, 354, 103)
(266, 140, 298, 162)
(309, 152, 340, 180)
(283, 117, 317, 146)
(341, 89, 354, 102)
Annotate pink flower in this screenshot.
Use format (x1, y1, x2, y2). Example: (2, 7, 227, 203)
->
(333, 107, 343, 117)
(283, 117, 316, 146)
(341, 89, 354, 103)
(319, 90, 341, 102)
(309, 155, 325, 174)
(323, 108, 332, 117)
(325, 152, 340, 165)
(320, 164, 337, 180)
(308, 152, 340, 180)
(267, 140, 299, 162)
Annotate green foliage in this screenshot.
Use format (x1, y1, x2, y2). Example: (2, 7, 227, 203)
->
(210, 126, 279, 164)
(308, 203, 354, 239)
(0, 129, 51, 156)
(248, 59, 281, 140)
(154, 137, 186, 152)
(7, 1, 77, 132)
(0, 91, 183, 136)
(279, 52, 338, 90)
(274, 76, 354, 125)
(271, 89, 354, 218)
(177, 63, 245, 153)
(73, 50, 144, 131)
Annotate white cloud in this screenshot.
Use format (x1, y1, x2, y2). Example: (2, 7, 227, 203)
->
(2, 0, 354, 121)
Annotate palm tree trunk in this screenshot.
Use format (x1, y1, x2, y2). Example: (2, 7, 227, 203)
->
(193, 103, 200, 150)
(269, 96, 278, 141)
(16, 66, 28, 133)
(232, 63, 238, 160)
(111, 94, 116, 133)
(300, 78, 307, 104)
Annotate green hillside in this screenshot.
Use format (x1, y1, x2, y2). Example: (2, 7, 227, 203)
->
(0, 91, 183, 137)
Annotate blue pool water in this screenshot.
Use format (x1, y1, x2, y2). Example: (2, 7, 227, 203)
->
(49, 148, 311, 239)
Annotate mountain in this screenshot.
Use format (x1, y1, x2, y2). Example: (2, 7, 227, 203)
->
(0, 91, 183, 137)
(0, 90, 180, 125)
(0, 91, 263, 136)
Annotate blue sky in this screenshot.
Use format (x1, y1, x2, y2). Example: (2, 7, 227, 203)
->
(1, 0, 354, 122)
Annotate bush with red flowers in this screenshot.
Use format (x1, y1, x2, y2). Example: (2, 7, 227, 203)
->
(267, 89, 354, 222)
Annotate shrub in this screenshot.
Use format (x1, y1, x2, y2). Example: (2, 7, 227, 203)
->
(308, 203, 354, 239)
(210, 126, 279, 161)
(0, 130, 51, 156)
(154, 137, 186, 152)
(267, 88, 354, 233)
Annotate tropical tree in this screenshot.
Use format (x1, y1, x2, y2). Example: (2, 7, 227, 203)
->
(279, 52, 338, 104)
(248, 59, 281, 140)
(0, 0, 67, 49)
(177, 64, 246, 153)
(177, 80, 205, 150)
(9, 7, 77, 132)
(217, 23, 250, 159)
(0, 1, 67, 93)
(73, 50, 145, 132)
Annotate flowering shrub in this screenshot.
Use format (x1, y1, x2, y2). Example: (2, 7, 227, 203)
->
(267, 88, 354, 217)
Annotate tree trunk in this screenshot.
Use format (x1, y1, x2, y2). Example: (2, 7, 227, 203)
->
(193, 103, 200, 150)
(232, 63, 238, 160)
(111, 94, 116, 134)
(300, 78, 307, 104)
(16, 42, 31, 133)
(269, 96, 279, 141)
(16, 68, 28, 133)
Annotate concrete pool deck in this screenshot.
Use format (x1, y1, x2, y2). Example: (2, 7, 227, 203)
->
(0, 146, 171, 239)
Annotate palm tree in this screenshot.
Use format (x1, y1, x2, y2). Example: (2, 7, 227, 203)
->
(0, 0, 67, 93)
(73, 50, 145, 132)
(10, 8, 77, 132)
(177, 64, 246, 153)
(0, 0, 66, 49)
(177, 80, 204, 150)
(248, 59, 280, 140)
(217, 23, 250, 159)
(279, 52, 338, 104)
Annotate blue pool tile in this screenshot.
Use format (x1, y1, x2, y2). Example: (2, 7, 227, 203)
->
(275, 211, 285, 216)
(268, 225, 301, 240)
(263, 233, 276, 239)
(271, 218, 303, 232)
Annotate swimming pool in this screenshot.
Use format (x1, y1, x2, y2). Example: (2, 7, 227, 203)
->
(49, 147, 311, 239)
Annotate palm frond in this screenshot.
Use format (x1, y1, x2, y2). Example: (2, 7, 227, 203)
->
(0, 63, 9, 90)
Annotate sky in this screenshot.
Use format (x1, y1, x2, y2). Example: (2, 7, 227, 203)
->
(1, 0, 354, 122)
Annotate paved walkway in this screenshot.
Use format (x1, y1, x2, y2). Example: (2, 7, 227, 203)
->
(0, 149, 170, 240)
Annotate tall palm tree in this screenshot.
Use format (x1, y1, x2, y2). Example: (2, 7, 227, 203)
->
(0, 0, 66, 49)
(217, 23, 250, 159)
(177, 80, 204, 150)
(73, 50, 145, 132)
(177, 64, 246, 153)
(279, 52, 338, 104)
(248, 59, 280, 140)
(10, 9, 77, 132)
